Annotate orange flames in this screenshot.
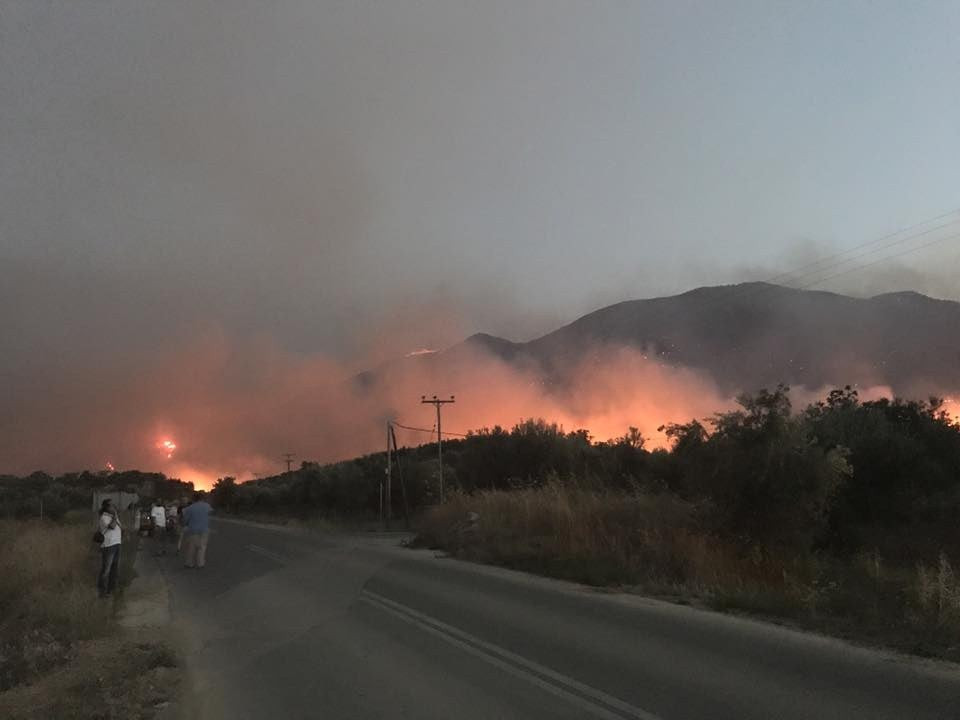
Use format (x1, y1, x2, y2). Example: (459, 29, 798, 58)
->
(944, 397, 960, 424)
(7, 326, 956, 481)
(156, 439, 177, 459)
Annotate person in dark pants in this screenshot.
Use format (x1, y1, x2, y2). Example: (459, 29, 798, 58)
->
(97, 498, 122, 597)
(150, 498, 167, 555)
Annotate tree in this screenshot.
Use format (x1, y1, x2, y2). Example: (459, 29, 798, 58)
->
(805, 390, 960, 556)
(676, 386, 850, 550)
(211, 476, 239, 510)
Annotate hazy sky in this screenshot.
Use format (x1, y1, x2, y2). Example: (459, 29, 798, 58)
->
(2, 1, 960, 476)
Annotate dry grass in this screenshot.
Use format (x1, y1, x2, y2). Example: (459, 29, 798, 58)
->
(0, 517, 115, 689)
(415, 484, 960, 660)
(0, 631, 179, 720)
(416, 484, 744, 590)
(914, 553, 960, 635)
(0, 515, 180, 717)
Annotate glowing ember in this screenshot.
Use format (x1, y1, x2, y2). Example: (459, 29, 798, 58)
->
(156, 438, 178, 458)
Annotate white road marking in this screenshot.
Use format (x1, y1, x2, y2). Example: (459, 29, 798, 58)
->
(360, 589, 663, 720)
(245, 544, 286, 563)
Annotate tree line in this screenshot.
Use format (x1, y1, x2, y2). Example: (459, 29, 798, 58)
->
(211, 385, 960, 561)
(0, 470, 194, 521)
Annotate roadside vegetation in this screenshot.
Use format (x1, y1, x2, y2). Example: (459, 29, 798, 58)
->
(219, 384, 960, 659)
(0, 512, 179, 719)
(8, 385, 957, 662)
(417, 483, 960, 659)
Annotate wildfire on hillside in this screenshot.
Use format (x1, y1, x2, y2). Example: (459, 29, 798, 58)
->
(5, 330, 958, 482)
(156, 439, 177, 459)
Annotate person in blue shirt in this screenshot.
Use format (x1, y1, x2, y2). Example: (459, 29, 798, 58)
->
(181, 491, 213, 569)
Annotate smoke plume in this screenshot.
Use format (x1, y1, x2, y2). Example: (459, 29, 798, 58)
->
(0, 322, 740, 487)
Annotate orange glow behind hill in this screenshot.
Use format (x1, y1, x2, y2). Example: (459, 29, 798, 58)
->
(14, 330, 956, 483)
(145, 339, 960, 485)
(944, 397, 960, 424)
(165, 463, 219, 491)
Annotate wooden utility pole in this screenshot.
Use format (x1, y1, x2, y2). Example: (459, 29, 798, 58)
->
(421, 395, 455, 503)
(283, 453, 295, 473)
(389, 423, 411, 529)
(385, 422, 393, 525)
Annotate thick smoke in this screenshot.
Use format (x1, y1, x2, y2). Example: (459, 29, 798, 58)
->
(0, 324, 737, 486)
(4, 3, 959, 486)
(5, 305, 958, 487)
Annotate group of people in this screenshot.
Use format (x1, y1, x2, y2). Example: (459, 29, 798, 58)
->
(96, 491, 214, 597)
(149, 493, 213, 568)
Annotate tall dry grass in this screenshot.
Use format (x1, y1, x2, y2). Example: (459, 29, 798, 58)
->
(415, 484, 960, 658)
(0, 515, 125, 690)
(0, 513, 182, 719)
(915, 552, 960, 634)
(417, 484, 770, 593)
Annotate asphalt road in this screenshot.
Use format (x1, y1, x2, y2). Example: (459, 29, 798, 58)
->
(158, 518, 960, 720)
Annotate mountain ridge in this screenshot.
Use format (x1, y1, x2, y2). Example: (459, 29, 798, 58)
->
(372, 283, 960, 396)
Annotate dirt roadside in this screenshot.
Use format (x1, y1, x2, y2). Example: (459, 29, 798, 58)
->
(0, 540, 183, 720)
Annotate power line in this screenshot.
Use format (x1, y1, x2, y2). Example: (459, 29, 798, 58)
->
(612, 207, 960, 365)
(703, 221, 960, 318)
(764, 207, 960, 288)
(779, 218, 960, 289)
(391, 421, 469, 438)
(671, 211, 960, 324)
(796, 229, 960, 291)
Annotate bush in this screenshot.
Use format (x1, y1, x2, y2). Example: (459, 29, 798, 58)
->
(664, 386, 851, 552)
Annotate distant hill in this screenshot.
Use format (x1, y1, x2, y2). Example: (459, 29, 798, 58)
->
(366, 283, 960, 396)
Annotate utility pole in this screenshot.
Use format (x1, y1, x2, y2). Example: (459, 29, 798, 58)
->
(379, 472, 384, 526)
(385, 422, 393, 526)
(389, 423, 411, 529)
(421, 395, 455, 503)
(282, 453, 295, 473)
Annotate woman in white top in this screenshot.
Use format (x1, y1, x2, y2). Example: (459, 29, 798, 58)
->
(98, 499, 122, 597)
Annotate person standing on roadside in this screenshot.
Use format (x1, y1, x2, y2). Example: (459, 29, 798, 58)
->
(150, 498, 167, 556)
(97, 499, 122, 597)
(181, 491, 213, 569)
(175, 497, 188, 552)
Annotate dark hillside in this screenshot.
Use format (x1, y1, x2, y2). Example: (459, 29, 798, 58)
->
(428, 283, 960, 395)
